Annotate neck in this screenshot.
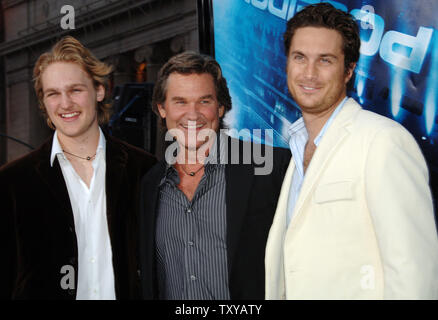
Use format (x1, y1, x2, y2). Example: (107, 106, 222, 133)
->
(302, 96, 345, 142)
(176, 139, 214, 166)
(58, 126, 101, 158)
(302, 111, 333, 142)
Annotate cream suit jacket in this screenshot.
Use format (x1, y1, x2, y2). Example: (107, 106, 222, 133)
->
(265, 98, 438, 299)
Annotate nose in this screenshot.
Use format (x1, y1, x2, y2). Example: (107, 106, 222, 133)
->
(186, 102, 200, 119)
(303, 61, 318, 80)
(60, 92, 74, 109)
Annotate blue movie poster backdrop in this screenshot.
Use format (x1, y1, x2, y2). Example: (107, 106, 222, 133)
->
(213, 0, 438, 178)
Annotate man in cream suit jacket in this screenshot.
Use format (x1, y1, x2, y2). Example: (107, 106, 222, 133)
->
(265, 3, 438, 300)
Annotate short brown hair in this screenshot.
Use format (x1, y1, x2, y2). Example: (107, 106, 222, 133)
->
(33, 36, 113, 129)
(152, 51, 232, 129)
(283, 3, 360, 88)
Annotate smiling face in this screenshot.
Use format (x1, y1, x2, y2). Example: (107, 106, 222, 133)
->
(157, 72, 224, 151)
(41, 62, 104, 141)
(286, 26, 355, 117)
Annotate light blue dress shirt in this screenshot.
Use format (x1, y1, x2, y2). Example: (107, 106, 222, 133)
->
(286, 97, 348, 226)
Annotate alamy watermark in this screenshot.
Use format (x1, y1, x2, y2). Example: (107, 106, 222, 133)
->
(60, 264, 75, 290)
(164, 127, 275, 176)
(60, 5, 75, 30)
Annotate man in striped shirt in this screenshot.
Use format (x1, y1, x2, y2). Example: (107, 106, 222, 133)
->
(138, 52, 291, 299)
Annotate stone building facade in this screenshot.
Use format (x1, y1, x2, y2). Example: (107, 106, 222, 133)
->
(0, 0, 200, 165)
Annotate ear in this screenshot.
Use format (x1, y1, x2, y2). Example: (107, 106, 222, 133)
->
(345, 62, 357, 84)
(157, 103, 166, 119)
(96, 85, 105, 102)
(218, 105, 225, 118)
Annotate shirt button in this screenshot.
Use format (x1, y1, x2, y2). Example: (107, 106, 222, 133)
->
(190, 275, 196, 281)
(91, 258, 95, 263)
(188, 241, 194, 246)
(187, 208, 191, 213)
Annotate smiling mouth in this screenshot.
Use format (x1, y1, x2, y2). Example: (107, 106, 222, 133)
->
(300, 85, 320, 91)
(60, 112, 80, 118)
(181, 122, 204, 129)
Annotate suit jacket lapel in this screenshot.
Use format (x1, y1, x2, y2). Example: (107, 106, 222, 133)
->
(265, 158, 295, 299)
(143, 160, 167, 243)
(289, 99, 361, 229)
(225, 137, 254, 273)
(140, 160, 166, 299)
(105, 135, 128, 234)
(34, 136, 75, 226)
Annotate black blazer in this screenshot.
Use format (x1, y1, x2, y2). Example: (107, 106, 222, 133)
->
(0, 133, 156, 299)
(139, 137, 291, 299)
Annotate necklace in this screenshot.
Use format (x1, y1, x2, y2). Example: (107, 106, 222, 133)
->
(179, 164, 204, 177)
(62, 149, 96, 161)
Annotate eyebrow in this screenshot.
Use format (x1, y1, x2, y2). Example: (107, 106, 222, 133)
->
(170, 96, 186, 101)
(319, 54, 338, 60)
(199, 94, 215, 100)
(43, 83, 88, 93)
(170, 94, 215, 101)
(290, 50, 339, 59)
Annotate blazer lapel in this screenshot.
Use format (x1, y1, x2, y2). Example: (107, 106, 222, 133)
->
(265, 158, 295, 299)
(225, 138, 254, 273)
(288, 99, 361, 229)
(34, 136, 75, 225)
(142, 160, 167, 242)
(139, 160, 166, 299)
(143, 161, 166, 240)
(105, 135, 128, 233)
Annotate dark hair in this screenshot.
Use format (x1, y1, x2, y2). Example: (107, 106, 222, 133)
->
(152, 51, 232, 129)
(33, 36, 113, 129)
(283, 3, 360, 89)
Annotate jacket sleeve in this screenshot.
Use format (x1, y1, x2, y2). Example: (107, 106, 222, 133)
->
(365, 124, 438, 299)
(0, 174, 17, 299)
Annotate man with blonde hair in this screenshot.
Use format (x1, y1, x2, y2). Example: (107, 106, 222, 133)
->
(0, 36, 156, 299)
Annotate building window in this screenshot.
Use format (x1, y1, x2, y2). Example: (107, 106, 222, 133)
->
(136, 62, 147, 83)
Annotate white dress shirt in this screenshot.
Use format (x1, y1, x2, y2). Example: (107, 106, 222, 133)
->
(50, 128, 116, 300)
(286, 97, 348, 226)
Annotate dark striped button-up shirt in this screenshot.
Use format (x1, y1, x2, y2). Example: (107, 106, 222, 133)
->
(155, 135, 230, 300)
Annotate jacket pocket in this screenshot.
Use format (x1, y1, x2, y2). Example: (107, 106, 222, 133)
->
(313, 180, 354, 204)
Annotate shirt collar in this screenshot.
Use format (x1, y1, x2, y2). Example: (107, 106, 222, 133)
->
(288, 96, 348, 146)
(313, 96, 348, 146)
(50, 127, 106, 167)
(288, 117, 306, 142)
(160, 131, 228, 186)
(204, 130, 228, 165)
(287, 97, 348, 179)
(50, 131, 63, 167)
